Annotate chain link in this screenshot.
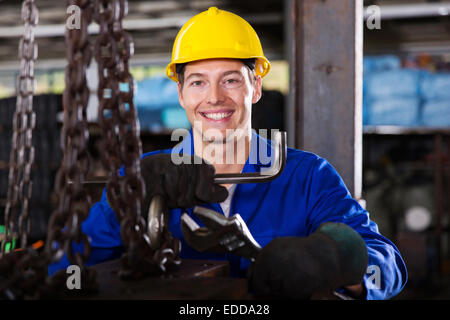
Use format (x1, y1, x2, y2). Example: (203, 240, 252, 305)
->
(2, 0, 38, 254)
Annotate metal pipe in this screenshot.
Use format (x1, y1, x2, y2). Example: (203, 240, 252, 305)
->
(0, 13, 283, 39)
(213, 131, 287, 184)
(365, 2, 450, 20)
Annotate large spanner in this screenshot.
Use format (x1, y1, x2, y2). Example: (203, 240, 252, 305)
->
(180, 206, 261, 262)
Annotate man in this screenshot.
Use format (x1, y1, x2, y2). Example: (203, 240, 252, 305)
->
(50, 7, 407, 300)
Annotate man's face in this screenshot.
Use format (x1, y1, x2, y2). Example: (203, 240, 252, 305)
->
(177, 58, 262, 142)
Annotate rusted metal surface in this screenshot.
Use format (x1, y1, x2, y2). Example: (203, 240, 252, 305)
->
(287, 0, 364, 198)
(286, 0, 302, 150)
(67, 259, 249, 300)
(2, 0, 39, 253)
(92, 259, 230, 279)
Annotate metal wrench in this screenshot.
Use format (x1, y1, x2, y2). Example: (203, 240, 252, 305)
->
(180, 206, 261, 262)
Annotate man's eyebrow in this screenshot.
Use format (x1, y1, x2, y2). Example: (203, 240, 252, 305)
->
(222, 70, 244, 77)
(185, 73, 205, 81)
(185, 70, 244, 81)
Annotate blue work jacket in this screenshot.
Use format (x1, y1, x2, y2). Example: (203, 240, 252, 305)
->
(49, 129, 407, 300)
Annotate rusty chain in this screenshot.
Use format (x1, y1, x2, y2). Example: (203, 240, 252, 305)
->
(0, 0, 50, 299)
(94, 0, 180, 279)
(44, 0, 97, 291)
(2, 0, 38, 254)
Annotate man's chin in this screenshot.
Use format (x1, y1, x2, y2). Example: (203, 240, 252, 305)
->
(205, 128, 250, 145)
(202, 128, 229, 144)
(193, 121, 249, 143)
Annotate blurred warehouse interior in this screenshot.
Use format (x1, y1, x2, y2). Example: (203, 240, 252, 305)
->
(0, 0, 449, 299)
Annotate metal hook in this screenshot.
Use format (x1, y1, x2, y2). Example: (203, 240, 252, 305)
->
(147, 194, 167, 250)
(213, 130, 287, 184)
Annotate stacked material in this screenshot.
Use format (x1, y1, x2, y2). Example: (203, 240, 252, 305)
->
(363, 55, 450, 127)
(363, 56, 423, 126)
(420, 73, 450, 127)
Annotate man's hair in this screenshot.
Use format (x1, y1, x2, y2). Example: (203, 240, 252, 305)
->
(176, 58, 256, 88)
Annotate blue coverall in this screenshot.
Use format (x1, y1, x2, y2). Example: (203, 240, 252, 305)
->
(49, 129, 407, 300)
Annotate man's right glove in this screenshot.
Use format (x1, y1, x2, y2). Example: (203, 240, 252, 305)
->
(140, 153, 229, 212)
(249, 222, 368, 299)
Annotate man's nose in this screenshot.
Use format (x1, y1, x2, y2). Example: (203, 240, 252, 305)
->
(206, 82, 225, 105)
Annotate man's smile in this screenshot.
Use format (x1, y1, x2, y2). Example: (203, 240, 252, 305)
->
(199, 109, 235, 122)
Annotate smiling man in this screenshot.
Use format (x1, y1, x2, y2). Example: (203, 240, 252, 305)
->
(49, 7, 407, 300)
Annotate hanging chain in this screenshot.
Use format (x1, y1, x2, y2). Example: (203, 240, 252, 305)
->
(2, 0, 38, 254)
(44, 0, 97, 290)
(0, 0, 49, 299)
(94, 0, 180, 279)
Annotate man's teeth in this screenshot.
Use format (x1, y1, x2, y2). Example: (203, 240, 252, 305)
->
(203, 112, 232, 120)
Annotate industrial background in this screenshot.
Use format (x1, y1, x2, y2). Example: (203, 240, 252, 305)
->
(0, 0, 449, 299)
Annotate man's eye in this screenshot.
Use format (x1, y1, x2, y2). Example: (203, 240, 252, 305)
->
(191, 80, 203, 86)
(224, 78, 240, 85)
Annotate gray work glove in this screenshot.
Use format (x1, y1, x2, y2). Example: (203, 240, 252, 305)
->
(140, 154, 228, 212)
(249, 222, 368, 299)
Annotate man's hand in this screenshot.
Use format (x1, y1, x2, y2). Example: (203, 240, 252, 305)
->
(249, 222, 368, 299)
(140, 154, 228, 212)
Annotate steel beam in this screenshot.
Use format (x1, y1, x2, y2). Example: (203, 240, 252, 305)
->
(286, 0, 363, 198)
(0, 12, 283, 39)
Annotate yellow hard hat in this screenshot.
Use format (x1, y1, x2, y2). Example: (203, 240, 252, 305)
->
(166, 6, 271, 82)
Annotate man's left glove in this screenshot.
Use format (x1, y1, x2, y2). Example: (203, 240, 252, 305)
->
(140, 154, 229, 212)
(249, 222, 368, 299)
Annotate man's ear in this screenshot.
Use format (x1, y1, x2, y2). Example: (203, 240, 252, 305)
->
(251, 75, 262, 104)
(177, 82, 185, 110)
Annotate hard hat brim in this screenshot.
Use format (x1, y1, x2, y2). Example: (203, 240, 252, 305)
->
(166, 56, 271, 82)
